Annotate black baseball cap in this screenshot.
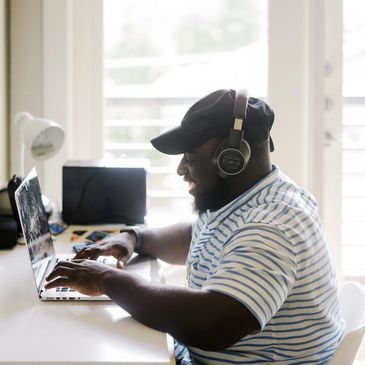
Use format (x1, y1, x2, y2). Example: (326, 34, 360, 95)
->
(150, 89, 275, 155)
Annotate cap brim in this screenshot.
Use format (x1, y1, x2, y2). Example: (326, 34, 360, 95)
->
(150, 126, 208, 155)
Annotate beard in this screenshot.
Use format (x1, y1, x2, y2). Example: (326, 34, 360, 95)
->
(193, 177, 231, 214)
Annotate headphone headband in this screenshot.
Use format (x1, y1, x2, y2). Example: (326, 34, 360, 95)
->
(233, 89, 249, 121)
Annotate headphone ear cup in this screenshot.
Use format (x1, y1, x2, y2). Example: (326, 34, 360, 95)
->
(240, 138, 251, 169)
(212, 138, 228, 175)
(213, 138, 251, 177)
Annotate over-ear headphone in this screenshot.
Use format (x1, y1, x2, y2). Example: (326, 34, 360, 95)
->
(214, 90, 251, 177)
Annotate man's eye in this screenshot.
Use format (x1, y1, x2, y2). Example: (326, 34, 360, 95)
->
(185, 157, 196, 164)
(184, 153, 195, 162)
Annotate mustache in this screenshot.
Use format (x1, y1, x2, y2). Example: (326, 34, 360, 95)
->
(183, 175, 193, 183)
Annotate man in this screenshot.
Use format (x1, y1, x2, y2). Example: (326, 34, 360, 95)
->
(46, 89, 344, 364)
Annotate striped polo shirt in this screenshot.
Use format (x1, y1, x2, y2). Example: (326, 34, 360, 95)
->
(175, 165, 345, 364)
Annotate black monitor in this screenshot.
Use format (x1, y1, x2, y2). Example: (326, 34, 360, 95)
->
(62, 160, 147, 225)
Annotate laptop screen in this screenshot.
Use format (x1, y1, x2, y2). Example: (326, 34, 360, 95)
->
(15, 168, 55, 270)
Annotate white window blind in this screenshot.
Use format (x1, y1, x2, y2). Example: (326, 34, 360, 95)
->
(103, 0, 267, 224)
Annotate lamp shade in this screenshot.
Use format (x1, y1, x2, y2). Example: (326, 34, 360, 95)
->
(14, 112, 65, 177)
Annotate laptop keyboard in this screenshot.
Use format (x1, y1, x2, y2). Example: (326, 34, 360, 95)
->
(46, 257, 74, 293)
(55, 287, 75, 293)
(47, 256, 112, 293)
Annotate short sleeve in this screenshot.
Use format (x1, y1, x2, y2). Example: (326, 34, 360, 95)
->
(203, 225, 297, 329)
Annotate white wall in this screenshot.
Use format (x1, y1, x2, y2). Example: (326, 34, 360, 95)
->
(10, 0, 44, 181)
(10, 0, 103, 206)
(268, 0, 335, 203)
(10, 0, 74, 206)
(268, 0, 311, 190)
(0, 0, 7, 185)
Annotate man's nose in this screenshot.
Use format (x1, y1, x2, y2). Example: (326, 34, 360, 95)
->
(177, 157, 188, 176)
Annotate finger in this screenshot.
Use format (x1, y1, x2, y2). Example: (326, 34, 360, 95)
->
(53, 260, 78, 269)
(74, 246, 99, 260)
(74, 250, 86, 259)
(88, 251, 101, 261)
(70, 258, 86, 263)
(44, 277, 70, 290)
(73, 244, 96, 258)
(116, 260, 125, 270)
(46, 266, 74, 281)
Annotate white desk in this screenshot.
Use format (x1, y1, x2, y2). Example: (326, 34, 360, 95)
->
(0, 225, 175, 365)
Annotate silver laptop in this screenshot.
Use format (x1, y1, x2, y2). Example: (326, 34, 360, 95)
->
(15, 167, 153, 301)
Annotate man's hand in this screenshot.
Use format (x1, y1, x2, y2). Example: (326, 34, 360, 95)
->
(45, 259, 117, 296)
(74, 232, 136, 268)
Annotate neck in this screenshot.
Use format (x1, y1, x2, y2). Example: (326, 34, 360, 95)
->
(222, 158, 272, 205)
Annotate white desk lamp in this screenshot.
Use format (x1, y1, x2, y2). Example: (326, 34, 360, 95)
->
(14, 112, 65, 177)
(8, 112, 65, 246)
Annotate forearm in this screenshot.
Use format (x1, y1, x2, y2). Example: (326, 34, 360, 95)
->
(45, 257, 259, 350)
(102, 269, 259, 350)
(138, 222, 192, 265)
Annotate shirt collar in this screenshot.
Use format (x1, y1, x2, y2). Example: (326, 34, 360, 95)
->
(205, 164, 280, 229)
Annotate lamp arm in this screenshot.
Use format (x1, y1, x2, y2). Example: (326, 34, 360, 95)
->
(19, 142, 25, 179)
(13, 112, 33, 178)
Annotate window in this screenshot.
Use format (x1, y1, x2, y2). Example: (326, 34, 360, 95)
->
(103, 0, 267, 224)
(14, 1, 362, 279)
(342, 0, 365, 277)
